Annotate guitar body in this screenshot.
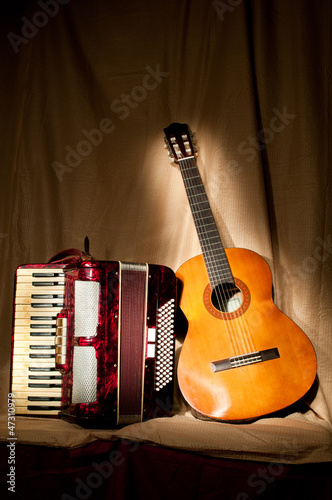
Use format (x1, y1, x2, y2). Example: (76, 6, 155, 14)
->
(177, 249, 317, 421)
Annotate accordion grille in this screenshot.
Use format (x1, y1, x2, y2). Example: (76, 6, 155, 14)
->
(74, 281, 100, 337)
(72, 346, 97, 403)
(155, 298, 175, 391)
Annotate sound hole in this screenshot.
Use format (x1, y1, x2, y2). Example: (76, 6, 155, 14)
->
(211, 283, 243, 313)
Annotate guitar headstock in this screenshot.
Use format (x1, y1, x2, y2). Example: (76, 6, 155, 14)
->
(163, 123, 197, 163)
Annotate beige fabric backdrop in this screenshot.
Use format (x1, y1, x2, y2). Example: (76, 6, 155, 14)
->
(0, 0, 331, 463)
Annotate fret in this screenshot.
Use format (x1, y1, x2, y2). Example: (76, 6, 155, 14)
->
(184, 174, 203, 182)
(186, 181, 205, 188)
(194, 222, 217, 229)
(186, 189, 207, 198)
(193, 218, 215, 226)
(187, 192, 207, 200)
(188, 194, 209, 201)
(191, 207, 214, 215)
(204, 256, 228, 264)
(197, 230, 219, 236)
(198, 235, 221, 242)
(207, 268, 234, 278)
(205, 270, 231, 277)
(198, 235, 221, 244)
(201, 236, 220, 243)
(205, 262, 231, 271)
(201, 241, 221, 248)
(190, 199, 210, 207)
(197, 229, 219, 235)
(204, 253, 230, 262)
(207, 264, 231, 274)
(201, 240, 223, 246)
(191, 208, 212, 215)
(180, 164, 197, 171)
(207, 266, 232, 274)
(195, 228, 220, 237)
(185, 181, 205, 188)
(200, 232, 222, 240)
(206, 266, 232, 277)
(191, 207, 212, 216)
(183, 175, 201, 182)
(195, 223, 218, 230)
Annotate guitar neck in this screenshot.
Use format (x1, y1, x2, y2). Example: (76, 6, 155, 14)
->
(178, 156, 234, 288)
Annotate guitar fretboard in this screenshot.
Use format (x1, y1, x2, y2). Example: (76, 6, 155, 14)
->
(178, 157, 234, 288)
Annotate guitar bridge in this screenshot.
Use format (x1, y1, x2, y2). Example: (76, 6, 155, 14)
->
(211, 348, 280, 373)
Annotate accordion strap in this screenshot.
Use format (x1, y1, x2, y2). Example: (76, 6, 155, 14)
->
(48, 237, 93, 264)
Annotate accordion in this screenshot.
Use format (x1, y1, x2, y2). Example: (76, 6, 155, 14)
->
(11, 249, 176, 427)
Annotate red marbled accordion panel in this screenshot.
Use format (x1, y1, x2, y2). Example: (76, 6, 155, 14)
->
(56, 260, 176, 427)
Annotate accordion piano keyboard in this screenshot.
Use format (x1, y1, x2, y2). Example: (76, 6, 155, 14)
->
(11, 267, 65, 416)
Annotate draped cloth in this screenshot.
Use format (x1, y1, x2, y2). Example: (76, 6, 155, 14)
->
(0, 0, 331, 465)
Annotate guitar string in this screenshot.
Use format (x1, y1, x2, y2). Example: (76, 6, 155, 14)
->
(179, 156, 250, 356)
(179, 157, 249, 356)
(178, 157, 241, 356)
(187, 154, 256, 356)
(179, 156, 256, 356)
(182, 155, 256, 357)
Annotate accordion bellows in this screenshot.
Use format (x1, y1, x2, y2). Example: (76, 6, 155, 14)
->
(11, 258, 176, 427)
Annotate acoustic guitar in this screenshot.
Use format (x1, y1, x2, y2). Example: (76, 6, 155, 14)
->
(164, 122, 317, 421)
